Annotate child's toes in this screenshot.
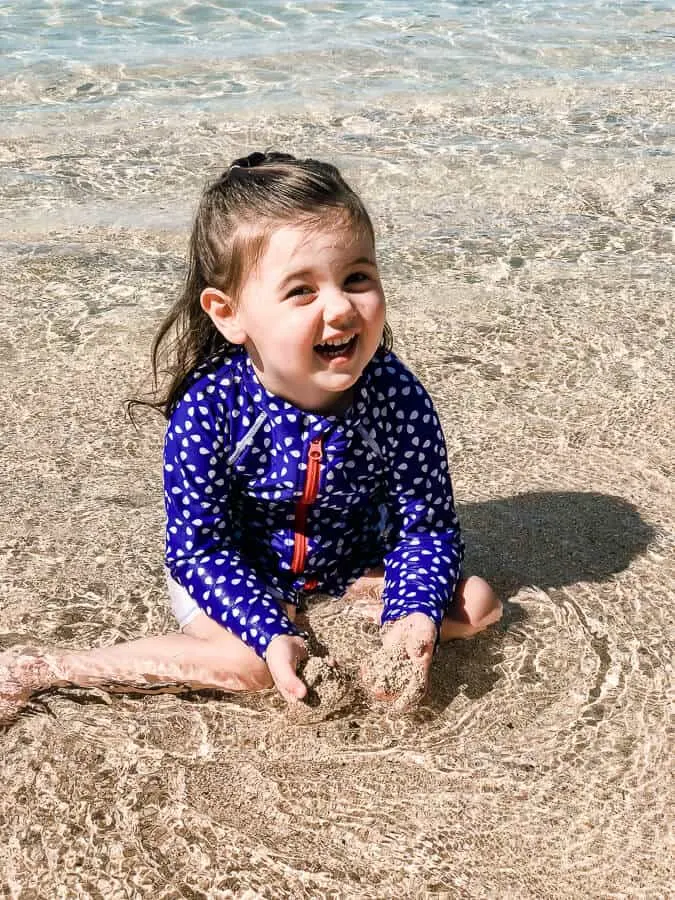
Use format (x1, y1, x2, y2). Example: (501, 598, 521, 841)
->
(0, 647, 49, 726)
(0, 694, 26, 727)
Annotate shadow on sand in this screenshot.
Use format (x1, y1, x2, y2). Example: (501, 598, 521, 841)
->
(429, 490, 656, 708)
(460, 490, 655, 599)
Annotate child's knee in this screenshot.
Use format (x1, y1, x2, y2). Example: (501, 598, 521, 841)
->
(457, 576, 502, 627)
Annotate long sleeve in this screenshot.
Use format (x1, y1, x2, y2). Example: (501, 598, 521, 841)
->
(379, 371, 464, 632)
(163, 385, 300, 659)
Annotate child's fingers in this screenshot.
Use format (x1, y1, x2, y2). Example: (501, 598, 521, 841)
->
(275, 669, 308, 703)
(362, 614, 435, 708)
(392, 662, 428, 713)
(405, 633, 434, 661)
(361, 646, 429, 706)
(266, 634, 309, 703)
(268, 652, 308, 701)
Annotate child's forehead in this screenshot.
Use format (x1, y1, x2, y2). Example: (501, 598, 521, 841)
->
(265, 218, 374, 263)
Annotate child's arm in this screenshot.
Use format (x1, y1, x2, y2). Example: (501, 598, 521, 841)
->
(163, 383, 301, 663)
(378, 361, 465, 638)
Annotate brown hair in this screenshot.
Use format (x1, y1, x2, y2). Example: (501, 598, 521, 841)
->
(131, 151, 393, 419)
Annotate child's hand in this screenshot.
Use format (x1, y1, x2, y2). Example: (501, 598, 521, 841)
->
(382, 612, 437, 660)
(362, 612, 437, 710)
(266, 634, 309, 703)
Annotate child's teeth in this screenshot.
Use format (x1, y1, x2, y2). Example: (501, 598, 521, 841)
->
(317, 336, 354, 351)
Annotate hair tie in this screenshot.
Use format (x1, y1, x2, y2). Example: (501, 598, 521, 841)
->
(229, 151, 267, 171)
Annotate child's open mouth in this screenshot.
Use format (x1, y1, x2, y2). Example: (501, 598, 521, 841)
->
(314, 335, 357, 361)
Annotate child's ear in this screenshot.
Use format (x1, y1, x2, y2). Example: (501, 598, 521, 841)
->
(200, 288, 247, 345)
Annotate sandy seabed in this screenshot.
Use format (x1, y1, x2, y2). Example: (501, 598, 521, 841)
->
(0, 81, 673, 898)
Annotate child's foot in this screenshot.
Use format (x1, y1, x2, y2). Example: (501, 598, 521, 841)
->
(344, 570, 385, 623)
(349, 599, 381, 624)
(0, 647, 51, 726)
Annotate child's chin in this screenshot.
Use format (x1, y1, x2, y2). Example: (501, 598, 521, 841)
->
(312, 381, 357, 413)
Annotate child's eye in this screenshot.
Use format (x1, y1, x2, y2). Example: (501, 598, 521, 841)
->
(286, 285, 315, 300)
(345, 271, 372, 288)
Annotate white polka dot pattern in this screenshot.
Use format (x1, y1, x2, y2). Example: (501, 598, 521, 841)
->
(164, 349, 464, 658)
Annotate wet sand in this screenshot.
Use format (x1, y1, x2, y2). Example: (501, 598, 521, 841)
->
(0, 82, 673, 897)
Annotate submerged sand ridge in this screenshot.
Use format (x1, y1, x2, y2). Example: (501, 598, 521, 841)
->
(0, 81, 673, 897)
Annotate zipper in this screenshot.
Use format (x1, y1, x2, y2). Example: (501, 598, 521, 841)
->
(290, 436, 323, 579)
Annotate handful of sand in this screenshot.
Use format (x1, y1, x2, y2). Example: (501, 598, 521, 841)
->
(361, 643, 427, 712)
(286, 656, 352, 724)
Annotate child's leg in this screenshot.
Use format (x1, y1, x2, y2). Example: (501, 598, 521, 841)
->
(346, 568, 502, 641)
(0, 605, 296, 726)
(439, 576, 502, 640)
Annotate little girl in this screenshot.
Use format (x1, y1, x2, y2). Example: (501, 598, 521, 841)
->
(0, 152, 501, 724)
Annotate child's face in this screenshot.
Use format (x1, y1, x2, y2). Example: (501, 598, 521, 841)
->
(229, 218, 386, 414)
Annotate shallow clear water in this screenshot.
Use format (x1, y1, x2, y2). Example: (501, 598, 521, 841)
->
(0, 2, 673, 898)
(1, 1, 673, 122)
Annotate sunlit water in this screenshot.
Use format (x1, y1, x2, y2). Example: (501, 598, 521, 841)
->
(0, 2, 673, 897)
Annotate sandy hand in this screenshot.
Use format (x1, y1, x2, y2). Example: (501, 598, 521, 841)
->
(286, 655, 352, 724)
(361, 613, 437, 712)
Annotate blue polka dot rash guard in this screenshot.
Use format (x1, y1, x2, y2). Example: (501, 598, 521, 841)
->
(164, 348, 464, 659)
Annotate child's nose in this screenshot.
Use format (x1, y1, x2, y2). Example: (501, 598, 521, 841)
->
(323, 290, 357, 326)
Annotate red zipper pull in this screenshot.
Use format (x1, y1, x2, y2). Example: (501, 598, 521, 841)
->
(291, 436, 324, 574)
(302, 437, 323, 504)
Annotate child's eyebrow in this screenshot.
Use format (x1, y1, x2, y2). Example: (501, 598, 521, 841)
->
(277, 257, 376, 290)
(350, 256, 377, 267)
(277, 268, 313, 289)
